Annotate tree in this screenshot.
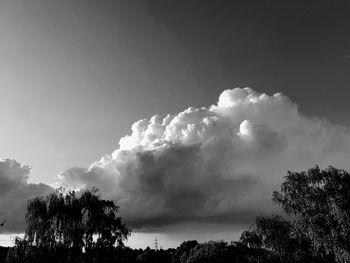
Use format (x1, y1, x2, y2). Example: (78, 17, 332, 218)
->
(240, 227, 262, 249)
(240, 215, 315, 262)
(15, 188, 130, 262)
(172, 240, 198, 263)
(253, 215, 294, 260)
(185, 241, 230, 263)
(272, 165, 350, 263)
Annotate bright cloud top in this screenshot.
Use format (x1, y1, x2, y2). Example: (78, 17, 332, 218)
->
(53, 88, 350, 229)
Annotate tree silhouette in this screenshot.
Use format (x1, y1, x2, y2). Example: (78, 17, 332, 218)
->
(9, 188, 131, 262)
(273, 165, 350, 263)
(240, 215, 315, 262)
(185, 241, 230, 263)
(172, 240, 198, 263)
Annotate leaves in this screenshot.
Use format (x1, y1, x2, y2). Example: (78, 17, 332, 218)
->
(24, 188, 131, 254)
(272, 166, 350, 262)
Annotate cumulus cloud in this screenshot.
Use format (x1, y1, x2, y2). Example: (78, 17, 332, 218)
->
(56, 88, 350, 230)
(0, 159, 53, 233)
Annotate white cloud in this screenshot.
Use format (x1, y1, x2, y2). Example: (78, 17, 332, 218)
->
(55, 88, 350, 229)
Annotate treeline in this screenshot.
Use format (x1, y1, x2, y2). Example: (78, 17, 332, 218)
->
(0, 241, 295, 263)
(0, 239, 332, 263)
(0, 165, 349, 262)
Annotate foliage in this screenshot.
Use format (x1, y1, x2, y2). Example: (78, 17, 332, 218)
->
(0, 246, 9, 263)
(172, 240, 198, 263)
(273, 165, 350, 262)
(240, 215, 317, 262)
(185, 240, 230, 263)
(136, 247, 173, 263)
(7, 188, 130, 262)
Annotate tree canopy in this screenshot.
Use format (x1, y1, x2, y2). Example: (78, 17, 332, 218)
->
(7, 188, 130, 263)
(25, 188, 130, 249)
(273, 165, 350, 262)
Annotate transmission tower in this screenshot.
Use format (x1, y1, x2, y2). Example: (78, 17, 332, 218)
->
(154, 236, 158, 250)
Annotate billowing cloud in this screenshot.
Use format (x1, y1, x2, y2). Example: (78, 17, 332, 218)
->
(56, 88, 350, 230)
(0, 159, 53, 233)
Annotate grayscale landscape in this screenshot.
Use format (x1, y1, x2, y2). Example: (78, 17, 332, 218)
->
(1, 1, 350, 262)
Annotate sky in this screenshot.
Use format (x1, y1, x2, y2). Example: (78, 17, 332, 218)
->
(1, 0, 350, 248)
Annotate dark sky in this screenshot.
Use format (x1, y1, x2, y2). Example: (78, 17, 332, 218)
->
(146, 0, 350, 122)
